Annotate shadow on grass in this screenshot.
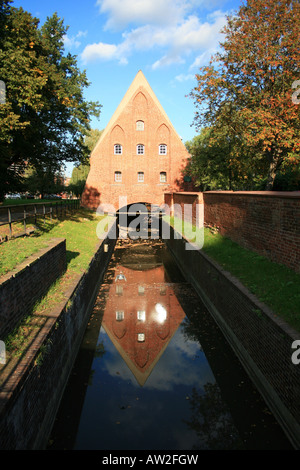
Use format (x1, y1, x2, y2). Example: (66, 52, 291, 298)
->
(30, 208, 97, 237)
(66, 251, 80, 265)
(65, 208, 95, 222)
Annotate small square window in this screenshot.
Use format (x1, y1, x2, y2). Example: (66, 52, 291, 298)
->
(138, 171, 144, 182)
(137, 310, 146, 321)
(115, 171, 122, 182)
(114, 144, 122, 155)
(116, 285, 123, 295)
(137, 144, 145, 155)
(138, 285, 145, 295)
(116, 311, 124, 321)
(136, 120, 144, 131)
(137, 333, 145, 342)
(160, 172, 167, 183)
(159, 144, 167, 155)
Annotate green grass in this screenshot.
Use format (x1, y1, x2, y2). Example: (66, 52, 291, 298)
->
(0, 208, 111, 314)
(167, 216, 300, 333)
(1, 208, 112, 359)
(0, 234, 49, 275)
(1, 198, 76, 206)
(0, 208, 106, 277)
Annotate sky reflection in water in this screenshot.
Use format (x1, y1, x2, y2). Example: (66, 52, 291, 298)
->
(48, 239, 292, 451)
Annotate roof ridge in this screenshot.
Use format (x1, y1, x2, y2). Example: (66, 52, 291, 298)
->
(91, 70, 176, 156)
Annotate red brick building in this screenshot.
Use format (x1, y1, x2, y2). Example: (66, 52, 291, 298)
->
(82, 70, 190, 212)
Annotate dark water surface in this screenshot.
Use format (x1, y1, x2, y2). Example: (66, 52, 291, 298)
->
(47, 239, 292, 450)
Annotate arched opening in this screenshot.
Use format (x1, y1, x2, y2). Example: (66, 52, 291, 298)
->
(116, 202, 165, 240)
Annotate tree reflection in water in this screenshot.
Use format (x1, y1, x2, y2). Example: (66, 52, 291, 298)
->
(184, 383, 244, 450)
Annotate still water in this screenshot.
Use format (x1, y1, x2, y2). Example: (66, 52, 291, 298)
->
(47, 238, 292, 450)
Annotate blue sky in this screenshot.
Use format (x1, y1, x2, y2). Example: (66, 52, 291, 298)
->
(12, 0, 242, 176)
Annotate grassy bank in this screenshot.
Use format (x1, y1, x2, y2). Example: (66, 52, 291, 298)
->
(167, 216, 300, 333)
(0, 208, 105, 277)
(1, 208, 110, 356)
(0, 198, 80, 240)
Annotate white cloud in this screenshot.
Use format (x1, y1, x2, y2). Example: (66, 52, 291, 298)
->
(189, 48, 216, 69)
(76, 30, 88, 38)
(150, 12, 226, 68)
(63, 30, 88, 49)
(97, 0, 189, 30)
(81, 42, 119, 63)
(82, 1, 228, 68)
(152, 54, 185, 70)
(175, 73, 196, 82)
(173, 12, 226, 50)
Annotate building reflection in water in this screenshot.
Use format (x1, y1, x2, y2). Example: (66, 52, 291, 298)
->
(47, 239, 293, 450)
(101, 241, 186, 386)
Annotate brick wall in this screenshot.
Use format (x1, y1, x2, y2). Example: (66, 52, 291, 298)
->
(0, 238, 66, 339)
(0, 221, 117, 449)
(203, 191, 300, 273)
(82, 71, 190, 211)
(164, 192, 204, 227)
(164, 221, 300, 449)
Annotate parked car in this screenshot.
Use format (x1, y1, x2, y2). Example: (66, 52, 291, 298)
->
(44, 194, 62, 199)
(5, 193, 21, 199)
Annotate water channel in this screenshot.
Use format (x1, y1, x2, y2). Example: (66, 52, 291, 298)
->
(47, 236, 292, 451)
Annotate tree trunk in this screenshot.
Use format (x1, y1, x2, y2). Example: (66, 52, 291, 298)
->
(265, 149, 282, 191)
(265, 160, 277, 190)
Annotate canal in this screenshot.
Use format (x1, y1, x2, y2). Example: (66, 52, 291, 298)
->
(47, 237, 292, 450)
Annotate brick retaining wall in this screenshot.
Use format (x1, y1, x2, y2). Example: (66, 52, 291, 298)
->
(203, 191, 300, 273)
(0, 238, 66, 339)
(164, 221, 300, 449)
(164, 192, 203, 227)
(0, 220, 117, 449)
(165, 191, 300, 273)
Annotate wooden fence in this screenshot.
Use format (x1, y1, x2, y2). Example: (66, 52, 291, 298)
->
(0, 199, 80, 240)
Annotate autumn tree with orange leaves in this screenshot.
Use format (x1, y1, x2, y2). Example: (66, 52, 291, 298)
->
(189, 0, 300, 190)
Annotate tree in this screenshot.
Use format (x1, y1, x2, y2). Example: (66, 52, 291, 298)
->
(0, 3, 101, 200)
(185, 129, 232, 191)
(273, 155, 300, 191)
(25, 163, 65, 198)
(185, 127, 267, 191)
(189, 0, 300, 190)
(68, 165, 89, 197)
(67, 128, 103, 197)
(85, 128, 103, 154)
